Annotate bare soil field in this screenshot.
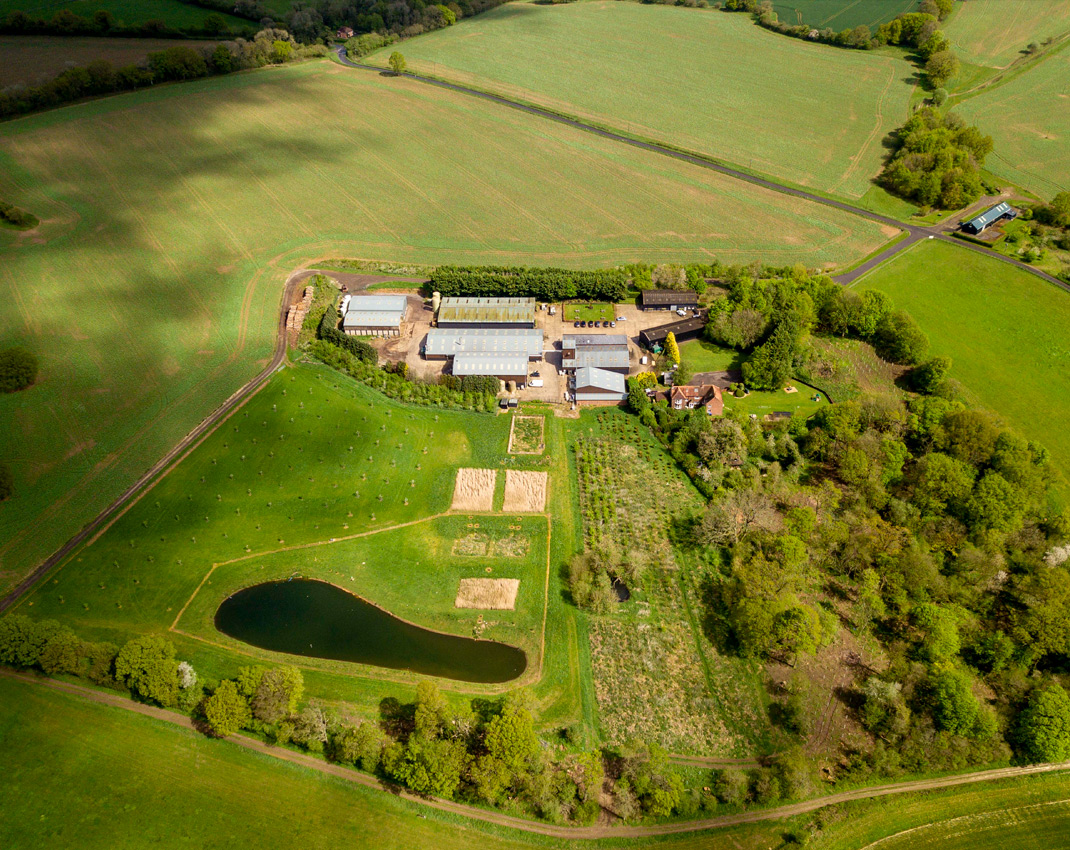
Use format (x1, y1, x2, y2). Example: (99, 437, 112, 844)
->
(455, 577, 520, 610)
(502, 470, 548, 513)
(451, 468, 497, 512)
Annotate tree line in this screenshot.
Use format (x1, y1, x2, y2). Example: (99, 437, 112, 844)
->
(430, 265, 629, 302)
(0, 7, 253, 40)
(0, 28, 327, 119)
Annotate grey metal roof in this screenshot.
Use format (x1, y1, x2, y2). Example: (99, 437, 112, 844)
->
(425, 328, 543, 357)
(452, 353, 529, 376)
(438, 297, 535, 325)
(342, 310, 403, 328)
(574, 366, 626, 394)
(562, 334, 629, 349)
(345, 295, 409, 314)
(566, 348, 630, 370)
(641, 289, 699, 306)
(966, 202, 1014, 230)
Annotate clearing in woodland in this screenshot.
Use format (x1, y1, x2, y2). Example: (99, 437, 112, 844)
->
(957, 46, 1070, 197)
(0, 60, 891, 599)
(857, 240, 1070, 486)
(945, 0, 1070, 69)
(364, 1, 917, 199)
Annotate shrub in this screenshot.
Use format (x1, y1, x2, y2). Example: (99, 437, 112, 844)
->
(0, 347, 38, 392)
(0, 201, 39, 229)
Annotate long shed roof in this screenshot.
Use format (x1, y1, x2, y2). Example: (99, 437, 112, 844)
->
(639, 315, 706, 345)
(452, 353, 529, 376)
(438, 296, 536, 325)
(965, 202, 1014, 231)
(562, 333, 629, 349)
(565, 348, 630, 370)
(345, 295, 409, 313)
(574, 366, 626, 394)
(425, 328, 543, 357)
(641, 289, 699, 306)
(343, 310, 404, 329)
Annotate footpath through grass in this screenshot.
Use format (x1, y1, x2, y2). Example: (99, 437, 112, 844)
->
(365, 1, 916, 200)
(0, 59, 890, 599)
(857, 239, 1070, 488)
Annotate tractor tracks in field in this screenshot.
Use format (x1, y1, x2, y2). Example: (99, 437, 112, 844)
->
(5, 668, 1070, 841)
(333, 47, 1070, 294)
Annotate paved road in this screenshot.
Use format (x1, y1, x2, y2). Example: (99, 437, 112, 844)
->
(5, 669, 1069, 840)
(335, 48, 1069, 294)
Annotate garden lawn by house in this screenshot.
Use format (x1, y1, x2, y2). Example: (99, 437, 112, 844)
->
(563, 302, 615, 323)
(945, 0, 1070, 69)
(363, 1, 917, 201)
(0, 60, 891, 601)
(678, 339, 742, 374)
(857, 239, 1070, 487)
(956, 45, 1070, 198)
(0, 0, 251, 31)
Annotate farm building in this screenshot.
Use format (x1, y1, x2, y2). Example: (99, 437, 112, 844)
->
(561, 333, 630, 373)
(962, 202, 1017, 234)
(424, 328, 544, 361)
(452, 353, 529, 384)
(437, 296, 536, 329)
(670, 384, 723, 417)
(640, 289, 700, 311)
(639, 314, 707, 349)
(342, 294, 408, 337)
(572, 366, 627, 403)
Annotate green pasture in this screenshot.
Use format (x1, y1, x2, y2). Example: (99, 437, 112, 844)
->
(0, 60, 889, 600)
(176, 514, 550, 679)
(0, 0, 251, 30)
(769, 0, 917, 31)
(364, 1, 917, 201)
(957, 45, 1070, 198)
(858, 240, 1070, 485)
(946, 0, 1070, 69)
(563, 302, 615, 322)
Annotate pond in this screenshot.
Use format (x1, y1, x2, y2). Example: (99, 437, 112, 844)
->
(214, 579, 527, 684)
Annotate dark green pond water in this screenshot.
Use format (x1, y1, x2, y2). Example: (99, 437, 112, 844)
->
(214, 579, 527, 684)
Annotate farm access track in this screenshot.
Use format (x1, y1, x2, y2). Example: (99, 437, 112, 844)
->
(334, 48, 1070, 293)
(4, 668, 1070, 840)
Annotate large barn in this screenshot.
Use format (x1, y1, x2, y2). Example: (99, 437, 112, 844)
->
(962, 202, 1017, 235)
(639, 314, 706, 349)
(437, 297, 536, 329)
(452, 353, 529, 384)
(572, 366, 627, 403)
(640, 289, 700, 311)
(341, 294, 408, 337)
(424, 328, 544, 361)
(561, 333, 630, 373)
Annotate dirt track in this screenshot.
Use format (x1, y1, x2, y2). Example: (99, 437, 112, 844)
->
(5, 669, 1069, 841)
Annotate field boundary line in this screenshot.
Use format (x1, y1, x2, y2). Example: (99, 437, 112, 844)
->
(5, 668, 1070, 839)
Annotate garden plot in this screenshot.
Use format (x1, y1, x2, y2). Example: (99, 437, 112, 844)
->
(451, 534, 531, 557)
(451, 468, 497, 512)
(508, 415, 545, 454)
(502, 470, 548, 513)
(455, 578, 521, 610)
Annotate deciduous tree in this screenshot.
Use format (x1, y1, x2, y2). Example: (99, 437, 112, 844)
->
(205, 680, 251, 737)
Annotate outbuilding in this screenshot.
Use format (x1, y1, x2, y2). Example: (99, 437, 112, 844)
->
(424, 328, 544, 361)
(342, 294, 408, 337)
(640, 289, 700, 311)
(639, 314, 706, 349)
(437, 297, 536, 329)
(561, 333, 630, 374)
(962, 202, 1017, 234)
(452, 353, 529, 384)
(572, 366, 627, 403)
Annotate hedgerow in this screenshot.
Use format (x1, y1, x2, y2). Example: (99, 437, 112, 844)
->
(430, 266, 629, 303)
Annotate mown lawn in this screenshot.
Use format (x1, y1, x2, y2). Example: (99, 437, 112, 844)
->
(0, 59, 890, 599)
(945, 0, 1070, 69)
(364, 1, 917, 200)
(858, 240, 1070, 487)
(563, 302, 615, 322)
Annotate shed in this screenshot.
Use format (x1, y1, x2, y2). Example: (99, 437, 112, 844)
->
(962, 202, 1017, 234)
(561, 333, 630, 373)
(424, 328, 543, 360)
(639, 314, 707, 348)
(437, 296, 536, 328)
(342, 294, 408, 337)
(452, 353, 528, 383)
(640, 289, 700, 310)
(572, 366, 627, 403)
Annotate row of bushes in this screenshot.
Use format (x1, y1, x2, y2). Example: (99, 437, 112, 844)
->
(0, 8, 252, 39)
(0, 30, 325, 119)
(430, 265, 629, 302)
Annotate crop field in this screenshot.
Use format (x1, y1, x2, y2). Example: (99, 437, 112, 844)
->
(572, 411, 770, 757)
(0, 0, 251, 30)
(769, 0, 917, 31)
(957, 47, 1070, 198)
(0, 60, 891, 601)
(858, 240, 1070, 485)
(364, 1, 916, 199)
(946, 0, 1070, 68)
(0, 36, 223, 89)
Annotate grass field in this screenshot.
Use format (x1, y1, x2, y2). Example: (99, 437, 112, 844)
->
(563, 302, 615, 322)
(364, 1, 916, 200)
(0, 0, 251, 31)
(769, 0, 917, 30)
(946, 0, 1070, 68)
(0, 36, 222, 89)
(957, 46, 1070, 198)
(857, 240, 1070, 485)
(0, 60, 892, 600)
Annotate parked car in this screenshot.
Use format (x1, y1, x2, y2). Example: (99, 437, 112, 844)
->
(617, 315, 626, 321)
(573, 321, 580, 328)
(531, 371, 540, 377)
(610, 321, 616, 328)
